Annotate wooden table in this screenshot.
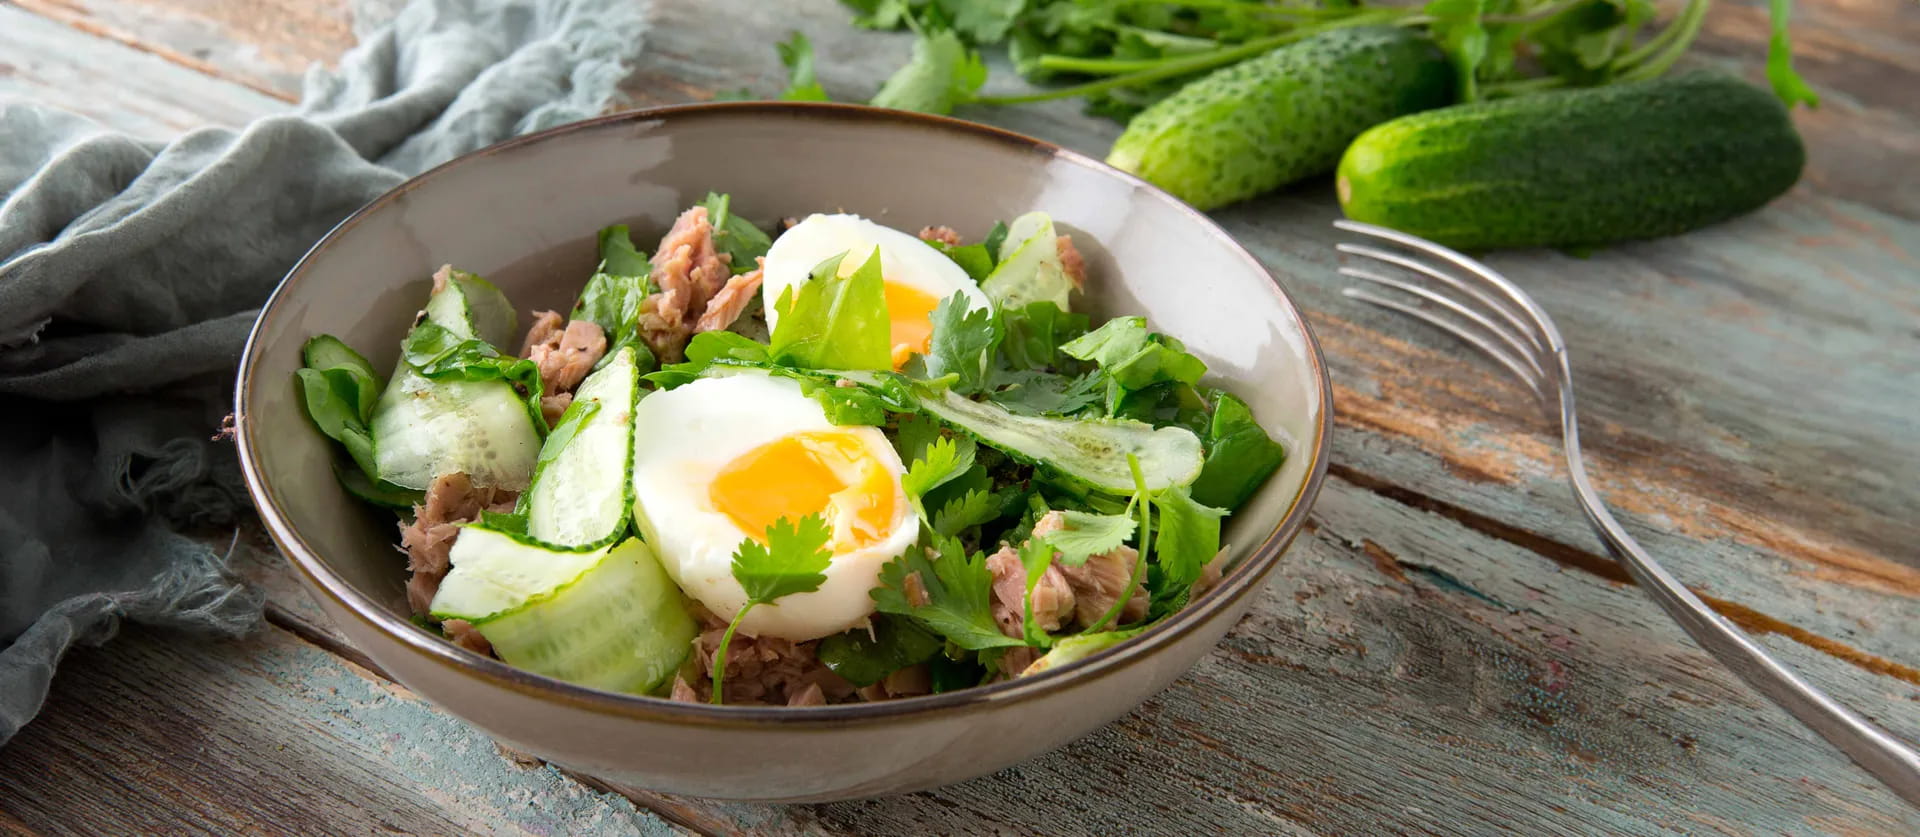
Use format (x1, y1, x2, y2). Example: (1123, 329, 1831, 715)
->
(3, 0, 1916, 833)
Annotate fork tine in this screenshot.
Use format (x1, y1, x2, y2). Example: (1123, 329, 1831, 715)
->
(1342, 287, 1546, 399)
(1336, 242, 1546, 356)
(1338, 265, 1548, 382)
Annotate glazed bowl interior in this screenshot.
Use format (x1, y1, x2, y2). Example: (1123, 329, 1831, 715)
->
(238, 103, 1327, 722)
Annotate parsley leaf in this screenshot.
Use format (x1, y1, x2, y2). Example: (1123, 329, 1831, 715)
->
(872, 532, 1026, 650)
(769, 250, 893, 371)
(713, 514, 834, 703)
(912, 292, 1000, 393)
(774, 31, 831, 102)
(1147, 484, 1226, 619)
(870, 29, 987, 115)
(699, 192, 775, 274)
(1045, 510, 1136, 567)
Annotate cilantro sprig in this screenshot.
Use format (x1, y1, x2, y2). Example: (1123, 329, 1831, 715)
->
(713, 515, 835, 704)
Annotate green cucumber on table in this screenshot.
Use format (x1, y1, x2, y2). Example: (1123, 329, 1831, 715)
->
(1336, 74, 1807, 251)
(1105, 26, 1455, 211)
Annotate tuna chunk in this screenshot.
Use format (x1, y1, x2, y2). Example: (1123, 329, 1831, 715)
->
(399, 472, 516, 615)
(856, 664, 933, 701)
(1191, 548, 1231, 599)
(443, 619, 493, 656)
(918, 225, 963, 247)
(693, 258, 765, 334)
(684, 606, 855, 705)
(1056, 234, 1087, 289)
(1033, 511, 1147, 627)
(522, 311, 607, 398)
(788, 683, 828, 707)
(641, 206, 734, 361)
(539, 392, 573, 427)
(986, 543, 1076, 637)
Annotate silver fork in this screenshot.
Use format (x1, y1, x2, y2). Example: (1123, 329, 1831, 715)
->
(1333, 219, 1920, 806)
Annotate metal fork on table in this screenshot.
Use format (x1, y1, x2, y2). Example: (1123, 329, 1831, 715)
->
(1332, 220, 1920, 807)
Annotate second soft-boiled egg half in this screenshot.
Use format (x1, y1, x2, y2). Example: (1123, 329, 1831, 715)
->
(628, 373, 920, 641)
(761, 213, 992, 368)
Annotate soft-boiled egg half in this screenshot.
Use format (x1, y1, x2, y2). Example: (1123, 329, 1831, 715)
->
(628, 373, 919, 640)
(761, 214, 992, 368)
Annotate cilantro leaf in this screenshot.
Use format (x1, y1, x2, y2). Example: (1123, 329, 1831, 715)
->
(1147, 484, 1226, 619)
(872, 532, 1026, 650)
(932, 487, 1002, 536)
(1045, 510, 1136, 567)
(730, 514, 835, 604)
(914, 292, 1000, 393)
(816, 614, 944, 687)
(1765, 0, 1819, 107)
(870, 29, 988, 115)
(774, 31, 831, 102)
(699, 192, 775, 274)
(987, 368, 1103, 417)
(938, 0, 1023, 43)
(890, 412, 945, 465)
(1189, 392, 1285, 512)
(903, 434, 977, 499)
(770, 250, 893, 370)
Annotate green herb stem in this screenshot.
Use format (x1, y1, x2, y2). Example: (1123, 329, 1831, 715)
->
(1481, 74, 1569, 97)
(975, 12, 1410, 106)
(1480, 0, 1590, 24)
(1616, 0, 1713, 79)
(1036, 55, 1177, 76)
(709, 602, 757, 704)
(1085, 456, 1153, 634)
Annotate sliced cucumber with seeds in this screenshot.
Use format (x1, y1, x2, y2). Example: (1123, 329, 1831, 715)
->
(915, 385, 1202, 494)
(523, 347, 640, 548)
(980, 211, 1073, 312)
(431, 530, 696, 694)
(371, 268, 540, 491)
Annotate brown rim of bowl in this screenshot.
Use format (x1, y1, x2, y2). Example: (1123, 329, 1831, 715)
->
(235, 100, 1332, 729)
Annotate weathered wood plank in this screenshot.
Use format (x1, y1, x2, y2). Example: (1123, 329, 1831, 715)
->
(0, 4, 285, 137)
(0, 623, 691, 837)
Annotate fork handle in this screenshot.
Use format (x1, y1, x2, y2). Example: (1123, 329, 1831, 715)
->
(1563, 455, 1920, 807)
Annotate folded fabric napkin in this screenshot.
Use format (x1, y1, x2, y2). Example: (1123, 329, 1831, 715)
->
(0, 0, 650, 745)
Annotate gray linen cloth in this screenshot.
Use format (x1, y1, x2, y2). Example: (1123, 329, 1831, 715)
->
(0, 0, 650, 744)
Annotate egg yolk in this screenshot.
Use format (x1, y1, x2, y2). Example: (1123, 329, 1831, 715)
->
(883, 280, 940, 369)
(709, 431, 899, 552)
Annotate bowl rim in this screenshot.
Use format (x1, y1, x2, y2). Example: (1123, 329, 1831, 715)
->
(235, 100, 1332, 728)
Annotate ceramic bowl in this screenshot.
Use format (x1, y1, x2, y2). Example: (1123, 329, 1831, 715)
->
(235, 102, 1330, 802)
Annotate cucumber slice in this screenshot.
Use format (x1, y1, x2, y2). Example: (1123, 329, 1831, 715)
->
(523, 347, 639, 547)
(430, 530, 696, 694)
(980, 212, 1072, 312)
(915, 385, 1202, 494)
(372, 268, 541, 491)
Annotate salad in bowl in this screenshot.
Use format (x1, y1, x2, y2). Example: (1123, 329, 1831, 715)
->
(293, 195, 1286, 707)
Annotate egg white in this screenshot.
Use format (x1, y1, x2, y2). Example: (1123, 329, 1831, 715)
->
(760, 213, 991, 334)
(628, 373, 919, 641)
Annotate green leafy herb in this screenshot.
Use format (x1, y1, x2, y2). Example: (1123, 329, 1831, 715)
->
(1060, 317, 1207, 392)
(927, 653, 988, 692)
(1189, 392, 1285, 512)
(401, 321, 548, 434)
(296, 335, 383, 479)
(1017, 535, 1056, 644)
(713, 515, 835, 703)
(774, 31, 831, 101)
(999, 301, 1089, 371)
(925, 239, 995, 280)
(932, 487, 1003, 536)
(1147, 484, 1226, 619)
(870, 28, 988, 115)
(872, 531, 1027, 650)
(1425, 0, 1491, 102)
(1082, 454, 1151, 633)
(1764, 0, 1818, 107)
(593, 224, 651, 279)
(575, 227, 658, 374)
(699, 192, 776, 274)
(902, 434, 977, 503)
(986, 369, 1103, 417)
(1044, 510, 1136, 567)
(981, 221, 1009, 260)
(799, 376, 891, 426)
(770, 250, 894, 371)
(333, 461, 422, 509)
(816, 614, 944, 687)
(910, 292, 1000, 393)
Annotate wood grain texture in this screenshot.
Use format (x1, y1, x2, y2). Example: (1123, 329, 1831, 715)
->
(0, 623, 689, 837)
(6, 0, 1919, 832)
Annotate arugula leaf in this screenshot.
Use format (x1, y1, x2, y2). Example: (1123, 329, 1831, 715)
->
(774, 31, 831, 102)
(400, 320, 548, 433)
(770, 250, 894, 371)
(870, 29, 988, 115)
(872, 531, 1027, 650)
(1765, 0, 1819, 107)
(713, 514, 834, 702)
(1044, 510, 1136, 567)
(932, 487, 1003, 536)
(816, 614, 944, 687)
(1060, 317, 1207, 392)
(699, 192, 775, 274)
(999, 301, 1089, 371)
(1147, 484, 1226, 619)
(913, 292, 1000, 393)
(1189, 392, 1285, 512)
(1018, 535, 1056, 645)
(903, 434, 977, 500)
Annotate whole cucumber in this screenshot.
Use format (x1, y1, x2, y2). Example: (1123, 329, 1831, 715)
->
(1337, 74, 1806, 250)
(1107, 26, 1455, 211)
